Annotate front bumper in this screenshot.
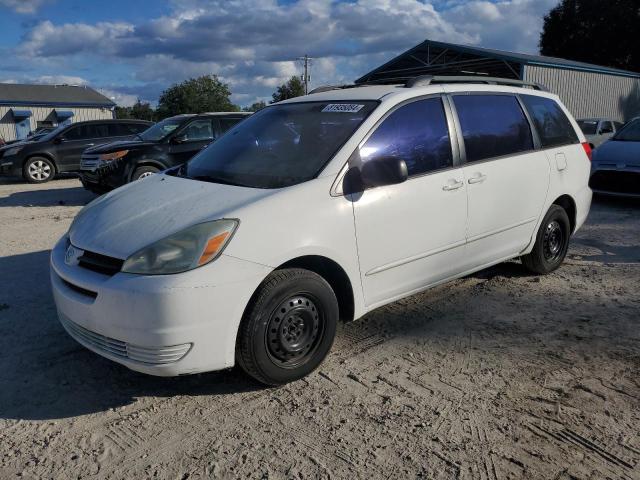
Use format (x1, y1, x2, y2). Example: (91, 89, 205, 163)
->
(0, 156, 21, 176)
(50, 236, 272, 376)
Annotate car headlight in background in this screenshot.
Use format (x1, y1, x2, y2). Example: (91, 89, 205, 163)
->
(98, 150, 129, 163)
(121, 219, 239, 275)
(4, 146, 23, 157)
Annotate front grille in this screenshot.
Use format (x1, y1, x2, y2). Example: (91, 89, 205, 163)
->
(78, 250, 124, 276)
(80, 154, 100, 172)
(59, 314, 192, 365)
(61, 278, 98, 299)
(590, 170, 640, 195)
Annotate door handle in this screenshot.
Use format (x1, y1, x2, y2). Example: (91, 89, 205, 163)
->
(442, 180, 464, 191)
(468, 174, 487, 184)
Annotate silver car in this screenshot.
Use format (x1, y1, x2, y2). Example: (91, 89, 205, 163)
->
(577, 118, 623, 149)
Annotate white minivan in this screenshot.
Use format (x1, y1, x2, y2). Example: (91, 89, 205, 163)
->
(51, 77, 592, 385)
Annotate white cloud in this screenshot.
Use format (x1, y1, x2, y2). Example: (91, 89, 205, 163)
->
(97, 88, 139, 107)
(35, 75, 88, 85)
(0, 0, 49, 14)
(11, 0, 558, 106)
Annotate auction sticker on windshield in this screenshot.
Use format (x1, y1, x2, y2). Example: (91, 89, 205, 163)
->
(322, 104, 365, 113)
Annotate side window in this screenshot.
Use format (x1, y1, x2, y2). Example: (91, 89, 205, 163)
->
(600, 121, 613, 134)
(453, 95, 533, 162)
(219, 118, 241, 134)
(131, 123, 150, 134)
(358, 97, 452, 177)
(520, 95, 579, 148)
(181, 120, 213, 141)
(107, 124, 123, 136)
(63, 126, 85, 140)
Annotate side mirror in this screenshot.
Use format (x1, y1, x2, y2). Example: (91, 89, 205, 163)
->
(171, 134, 188, 144)
(344, 156, 409, 194)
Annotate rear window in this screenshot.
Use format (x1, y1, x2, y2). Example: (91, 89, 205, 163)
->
(520, 95, 579, 148)
(453, 94, 533, 162)
(577, 120, 598, 135)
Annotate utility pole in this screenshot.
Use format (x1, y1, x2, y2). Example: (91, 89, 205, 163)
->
(298, 55, 313, 94)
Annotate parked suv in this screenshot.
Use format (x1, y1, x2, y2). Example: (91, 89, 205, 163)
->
(51, 77, 591, 385)
(79, 112, 251, 193)
(0, 119, 152, 183)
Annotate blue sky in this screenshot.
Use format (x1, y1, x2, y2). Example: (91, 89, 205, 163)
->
(0, 0, 558, 107)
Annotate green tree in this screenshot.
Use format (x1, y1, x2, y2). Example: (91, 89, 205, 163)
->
(540, 0, 640, 72)
(114, 105, 133, 119)
(242, 100, 267, 112)
(130, 100, 155, 121)
(271, 76, 305, 103)
(156, 75, 239, 119)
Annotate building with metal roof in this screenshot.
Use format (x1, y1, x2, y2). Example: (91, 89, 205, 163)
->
(356, 39, 640, 122)
(0, 83, 115, 142)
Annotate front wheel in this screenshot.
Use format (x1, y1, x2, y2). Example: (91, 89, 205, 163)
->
(131, 165, 159, 182)
(23, 157, 55, 183)
(521, 205, 571, 274)
(236, 269, 338, 386)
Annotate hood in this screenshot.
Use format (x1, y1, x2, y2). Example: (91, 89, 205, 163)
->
(84, 139, 155, 154)
(69, 173, 274, 259)
(593, 139, 640, 167)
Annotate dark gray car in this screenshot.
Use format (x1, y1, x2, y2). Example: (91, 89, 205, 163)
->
(590, 118, 640, 197)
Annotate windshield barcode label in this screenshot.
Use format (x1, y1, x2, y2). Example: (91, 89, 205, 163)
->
(322, 104, 365, 113)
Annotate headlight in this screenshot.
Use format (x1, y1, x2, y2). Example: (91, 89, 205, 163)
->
(99, 150, 129, 163)
(4, 146, 23, 156)
(121, 219, 238, 275)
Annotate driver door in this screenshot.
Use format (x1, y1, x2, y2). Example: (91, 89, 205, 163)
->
(350, 97, 468, 307)
(169, 119, 215, 166)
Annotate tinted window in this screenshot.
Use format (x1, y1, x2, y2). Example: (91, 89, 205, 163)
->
(577, 120, 598, 135)
(219, 118, 242, 133)
(613, 118, 640, 141)
(107, 124, 122, 137)
(66, 124, 108, 140)
(113, 123, 149, 136)
(454, 95, 533, 162)
(63, 125, 85, 140)
(183, 101, 378, 189)
(358, 98, 452, 177)
(181, 120, 213, 141)
(520, 95, 579, 148)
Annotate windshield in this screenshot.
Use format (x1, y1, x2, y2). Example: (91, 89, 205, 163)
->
(181, 101, 378, 189)
(577, 120, 598, 135)
(613, 119, 640, 141)
(139, 117, 184, 142)
(39, 124, 69, 142)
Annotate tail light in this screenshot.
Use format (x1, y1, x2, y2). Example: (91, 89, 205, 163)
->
(581, 142, 592, 161)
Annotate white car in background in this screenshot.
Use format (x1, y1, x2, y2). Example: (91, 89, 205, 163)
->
(577, 117, 623, 149)
(51, 77, 592, 385)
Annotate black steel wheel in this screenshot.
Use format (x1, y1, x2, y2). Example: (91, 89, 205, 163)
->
(236, 268, 338, 385)
(522, 205, 571, 274)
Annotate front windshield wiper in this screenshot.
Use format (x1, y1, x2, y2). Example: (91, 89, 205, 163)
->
(189, 174, 252, 188)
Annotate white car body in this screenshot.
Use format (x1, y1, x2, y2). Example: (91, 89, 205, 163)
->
(51, 82, 592, 377)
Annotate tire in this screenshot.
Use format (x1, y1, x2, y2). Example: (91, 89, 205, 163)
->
(236, 268, 339, 386)
(521, 205, 571, 274)
(23, 157, 55, 183)
(131, 165, 159, 182)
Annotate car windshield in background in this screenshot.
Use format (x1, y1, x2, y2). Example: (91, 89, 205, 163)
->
(139, 117, 183, 142)
(577, 120, 598, 135)
(182, 101, 378, 189)
(613, 119, 640, 141)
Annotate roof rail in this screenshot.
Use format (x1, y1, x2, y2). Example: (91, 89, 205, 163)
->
(308, 84, 364, 95)
(404, 75, 547, 91)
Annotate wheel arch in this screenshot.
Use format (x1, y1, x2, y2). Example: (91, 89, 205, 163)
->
(127, 159, 167, 181)
(23, 153, 58, 173)
(552, 194, 577, 233)
(275, 255, 355, 323)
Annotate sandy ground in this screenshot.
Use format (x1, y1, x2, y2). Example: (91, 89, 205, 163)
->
(0, 176, 639, 480)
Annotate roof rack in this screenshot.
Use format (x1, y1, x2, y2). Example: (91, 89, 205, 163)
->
(307, 84, 359, 95)
(404, 75, 547, 91)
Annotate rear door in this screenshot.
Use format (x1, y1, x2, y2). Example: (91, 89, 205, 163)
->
(351, 96, 468, 307)
(449, 93, 550, 267)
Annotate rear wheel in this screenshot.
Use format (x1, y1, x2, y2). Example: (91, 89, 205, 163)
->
(131, 165, 159, 182)
(236, 268, 338, 386)
(521, 205, 571, 274)
(23, 157, 55, 183)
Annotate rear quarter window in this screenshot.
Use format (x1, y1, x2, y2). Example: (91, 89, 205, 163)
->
(520, 95, 579, 148)
(453, 94, 533, 163)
